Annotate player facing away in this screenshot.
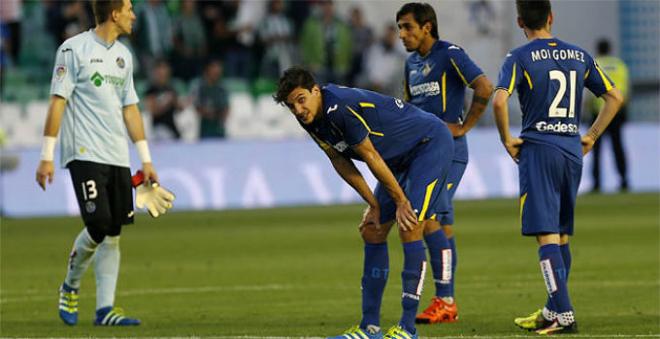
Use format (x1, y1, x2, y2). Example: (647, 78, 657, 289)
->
(274, 67, 454, 339)
(396, 3, 494, 324)
(35, 0, 162, 326)
(492, 0, 623, 335)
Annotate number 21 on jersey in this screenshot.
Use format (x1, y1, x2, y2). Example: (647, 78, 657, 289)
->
(548, 70, 576, 118)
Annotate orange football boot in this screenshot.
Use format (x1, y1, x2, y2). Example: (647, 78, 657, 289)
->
(415, 297, 458, 324)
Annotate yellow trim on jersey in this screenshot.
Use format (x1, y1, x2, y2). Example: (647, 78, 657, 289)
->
(447, 183, 454, 190)
(450, 58, 468, 85)
(548, 42, 557, 47)
(310, 133, 331, 151)
(359, 102, 375, 108)
(519, 193, 528, 222)
(584, 69, 590, 80)
(507, 63, 517, 94)
(346, 106, 384, 137)
(523, 70, 533, 89)
(442, 71, 447, 112)
(595, 65, 614, 91)
(418, 179, 439, 221)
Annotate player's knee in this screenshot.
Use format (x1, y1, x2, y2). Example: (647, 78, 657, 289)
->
(423, 219, 442, 236)
(361, 223, 390, 244)
(399, 222, 424, 242)
(442, 224, 454, 238)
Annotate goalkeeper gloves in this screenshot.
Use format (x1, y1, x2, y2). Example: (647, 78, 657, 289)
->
(131, 170, 176, 218)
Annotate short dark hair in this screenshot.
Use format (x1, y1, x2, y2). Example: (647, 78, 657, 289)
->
(597, 38, 611, 55)
(92, 0, 125, 25)
(273, 67, 317, 105)
(516, 0, 552, 31)
(396, 3, 439, 40)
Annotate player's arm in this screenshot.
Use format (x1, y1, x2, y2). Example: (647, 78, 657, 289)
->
(450, 75, 493, 137)
(582, 88, 623, 155)
(446, 49, 493, 137)
(352, 137, 418, 231)
(492, 89, 523, 162)
(36, 95, 67, 190)
(324, 146, 379, 208)
(320, 143, 381, 230)
(123, 104, 158, 184)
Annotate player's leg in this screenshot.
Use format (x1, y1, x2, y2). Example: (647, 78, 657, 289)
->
(329, 185, 395, 339)
(535, 157, 581, 334)
(59, 161, 112, 325)
(417, 160, 466, 324)
(392, 132, 452, 337)
(515, 143, 562, 331)
(518, 144, 577, 334)
(94, 165, 140, 326)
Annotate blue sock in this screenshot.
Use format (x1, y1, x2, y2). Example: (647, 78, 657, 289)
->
(538, 244, 573, 315)
(560, 243, 572, 279)
(424, 230, 452, 298)
(544, 243, 572, 314)
(399, 240, 426, 334)
(449, 237, 457, 297)
(360, 242, 389, 329)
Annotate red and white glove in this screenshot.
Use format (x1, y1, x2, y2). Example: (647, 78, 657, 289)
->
(132, 170, 176, 218)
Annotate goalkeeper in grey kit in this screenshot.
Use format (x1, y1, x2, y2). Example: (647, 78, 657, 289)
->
(35, 0, 174, 326)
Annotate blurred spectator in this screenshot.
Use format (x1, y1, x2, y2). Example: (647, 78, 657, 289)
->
(135, 0, 173, 74)
(204, 1, 252, 79)
(45, 0, 93, 45)
(257, 0, 296, 79)
(145, 59, 182, 141)
(0, 23, 10, 71)
(347, 6, 373, 87)
(589, 38, 630, 192)
(172, 0, 207, 81)
(468, 0, 495, 36)
(362, 24, 407, 97)
(300, 0, 352, 84)
(190, 59, 230, 139)
(0, 0, 22, 64)
(286, 0, 313, 36)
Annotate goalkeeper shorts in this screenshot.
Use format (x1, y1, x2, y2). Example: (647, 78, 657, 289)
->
(67, 160, 134, 233)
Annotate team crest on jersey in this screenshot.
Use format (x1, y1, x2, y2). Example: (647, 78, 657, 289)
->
(422, 62, 433, 77)
(116, 57, 125, 69)
(85, 201, 96, 213)
(332, 141, 349, 152)
(54, 65, 67, 81)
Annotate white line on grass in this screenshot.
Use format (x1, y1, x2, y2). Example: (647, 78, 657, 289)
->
(0, 284, 292, 304)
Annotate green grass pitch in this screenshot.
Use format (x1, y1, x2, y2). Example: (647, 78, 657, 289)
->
(1, 193, 658, 337)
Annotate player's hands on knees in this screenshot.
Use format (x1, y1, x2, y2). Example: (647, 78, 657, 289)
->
(581, 135, 596, 155)
(141, 162, 159, 185)
(503, 137, 524, 163)
(446, 123, 465, 137)
(396, 200, 418, 232)
(359, 205, 381, 231)
(36, 160, 55, 191)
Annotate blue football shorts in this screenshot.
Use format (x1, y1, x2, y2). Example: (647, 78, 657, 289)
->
(375, 125, 454, 225)
(518, 142, 582, 236)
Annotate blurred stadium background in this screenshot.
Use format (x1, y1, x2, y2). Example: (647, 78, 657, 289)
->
(0, 0, 658, 336)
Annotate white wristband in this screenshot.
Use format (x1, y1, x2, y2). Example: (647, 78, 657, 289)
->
(40, 136, 57, 161)
(135, 140, 152, 163)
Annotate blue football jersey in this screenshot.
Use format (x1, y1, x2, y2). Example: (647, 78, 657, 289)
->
(496, 38, 615, 163)
(302, 84, 448, 169)
(404, 40, 484, 163)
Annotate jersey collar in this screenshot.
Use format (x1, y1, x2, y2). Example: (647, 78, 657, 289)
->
(90, 29, 116, 50)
